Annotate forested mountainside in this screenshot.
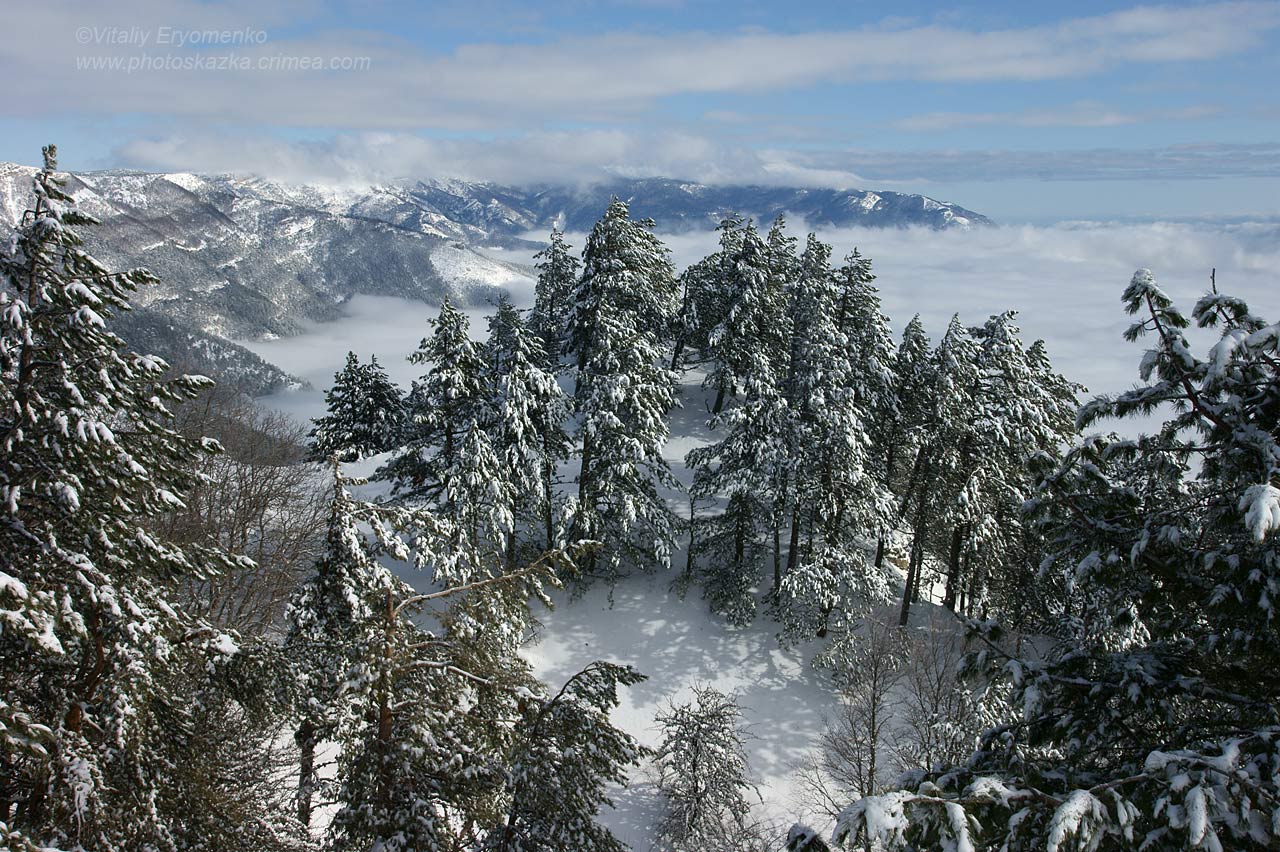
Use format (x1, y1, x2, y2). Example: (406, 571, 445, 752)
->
(0, 163, 988, 391)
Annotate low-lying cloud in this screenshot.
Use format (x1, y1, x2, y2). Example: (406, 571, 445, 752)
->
(248, 219, 1280, 436)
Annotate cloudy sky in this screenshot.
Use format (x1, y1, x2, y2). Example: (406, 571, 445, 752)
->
(3, 0, 1278, 221)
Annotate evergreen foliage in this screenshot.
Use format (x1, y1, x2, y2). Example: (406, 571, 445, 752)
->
(567, 199, 680, 581)
(835, 270, 1280, 852)
(309, 351, 405, 462)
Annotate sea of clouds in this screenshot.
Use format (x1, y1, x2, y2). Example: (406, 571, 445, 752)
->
(244, 219, 1279, 432)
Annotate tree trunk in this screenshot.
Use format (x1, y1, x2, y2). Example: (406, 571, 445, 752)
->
(770, 474, 789, 599)
(712, 376, 727, 415)
(942, 525, 964, 611)
(785, 504, 803, 575)
(899, 495, 929, 627)
(873, 536, 886, 569)
(898, 545, 918, 628)
(684, 495, 698, 582)
(296, 718, 317, 827)
(377, 590, 395, 814)
(541, 434, 556, 551)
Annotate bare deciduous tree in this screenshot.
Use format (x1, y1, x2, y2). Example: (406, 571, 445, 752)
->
(154, 385, 328, 636)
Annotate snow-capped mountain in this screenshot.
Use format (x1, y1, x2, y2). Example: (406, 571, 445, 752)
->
(0, 162, 990, 391)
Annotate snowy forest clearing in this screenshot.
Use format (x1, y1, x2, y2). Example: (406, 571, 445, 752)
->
(524, 574, 837, 848)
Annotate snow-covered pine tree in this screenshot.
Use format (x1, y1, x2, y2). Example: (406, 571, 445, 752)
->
(670, 215, 745, 371)
(683, 221, 794, 623)
(296, 461, 560, 852)
(566, 200, 680, 581)
(486, 295, 572, 556)
(866, 314, 935, 572)
(937, 312, 1079, 618)
(775, 236, 892, 640)
(703, 221, 784, 414)
(490, 662, 648, 852)
(833, 249, 899, 524)
(0, 146, 246, 849)
(284, 458, 400, 830)
(834, 270, 1280, 852)
(895, 314, 980, 627)
(654, 686, 758, 852)
(528, 227, 580, 366)
(309, 350, 405, 461)
(381, 297, 487, 500)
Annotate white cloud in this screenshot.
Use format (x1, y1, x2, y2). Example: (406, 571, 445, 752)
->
(647, 219, 1280, 406)
(3, 1, 1274, 128)
(106, 129, 1280, 191)
(112, 129, 868, 188)
(895, 102, 1222, 132)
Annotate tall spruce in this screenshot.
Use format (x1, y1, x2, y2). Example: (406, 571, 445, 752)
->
(528, 228, 580, 366)
(776, 235, 892, 639)
(566, 199, 680, 581)
(486, 296, 572, 556)
(382, 298, 487, 500)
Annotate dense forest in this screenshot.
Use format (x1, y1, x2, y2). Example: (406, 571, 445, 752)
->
(2, 147, 1278, 852)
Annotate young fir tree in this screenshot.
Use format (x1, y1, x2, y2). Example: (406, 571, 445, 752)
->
(566, 199, 680, 581)
(0, 146, 250, 850)
(382, 297, 487, 500)
(309, 350, 405, 461)
(528, 227, 580, 366)
(654, 686, 758, 852)
(489, 662, 648, 852)
(486, 296, 572, 556)
(835, 270, 1280, 852)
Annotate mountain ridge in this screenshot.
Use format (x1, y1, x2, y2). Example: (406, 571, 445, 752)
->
(0, 162, 991, 391)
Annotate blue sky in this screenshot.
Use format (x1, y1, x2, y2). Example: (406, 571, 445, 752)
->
(3, 0, 1278, 221)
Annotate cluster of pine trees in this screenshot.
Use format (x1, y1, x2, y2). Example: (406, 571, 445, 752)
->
(0, 149, 645, 852)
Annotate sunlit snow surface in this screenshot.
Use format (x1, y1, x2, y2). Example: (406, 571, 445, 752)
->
(523, 576, 842, 846)
(236, 219, 1280, 846)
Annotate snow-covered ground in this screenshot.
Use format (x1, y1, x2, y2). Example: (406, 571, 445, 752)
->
(524, 574, 842, 847)
(237, 218, 1279, 848)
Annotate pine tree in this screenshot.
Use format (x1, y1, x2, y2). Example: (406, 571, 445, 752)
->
(835, 270, 1280, 851)
(486, 296, 572, 556)
(702, 220, 785, 414)
(683, 219, 794, 623)
(567, 200, 680, 581)
(0, 146, 246, 849)
(895, 314, 980, 627)
(309, 351, 405, 461)
(528, 228, 580, 366)
(490, 662, 648, 852)
(654, 686, 758, 852)
(382, 298, 487, 500)
(294, 462, 562, 852)
(775, 235, 892, 638)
